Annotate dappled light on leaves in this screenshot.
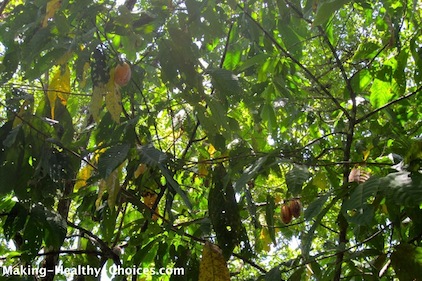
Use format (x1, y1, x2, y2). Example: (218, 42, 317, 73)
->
(0, 0, 421, 280)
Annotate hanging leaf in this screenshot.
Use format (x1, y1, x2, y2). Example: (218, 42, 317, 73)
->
(106, 166, 122, 210)
(105, 71, 122, 123)
(139, 144, 168, 167)
(74, 164, 94, 191)
(48, 65, 70, 119)
(158, 164, 193, 210)
(97, 143, 130, 179)
(199, 242, 230, 281)
(90, 85, 104, 123)
(208, 164, 244, 259)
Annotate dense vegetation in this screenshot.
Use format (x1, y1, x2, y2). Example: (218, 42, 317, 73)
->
(1, 0, 422, 280)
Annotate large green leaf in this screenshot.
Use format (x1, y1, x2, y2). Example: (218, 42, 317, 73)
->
(97, 143, 130, 178)
(313, 0, 352, 26)
(381, 172, 422, 206)
(286, 165, 311, 196)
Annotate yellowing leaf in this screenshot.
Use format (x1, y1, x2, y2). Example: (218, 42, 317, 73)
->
(105, 71, 122, 123)
(198, 157, 209, 177)
(96, 179, 107, 210)
(48, 65, 70, 119)
(134, 163, 147, 178)
(107, 167, 121, 210)
(208, 144, 216, 156)
(199, 242, 230, 281)
(143, 192, 159, 220)
(12, 97, 34, 128)
(79, 62, 90, 88)
(90, 86, 104, 123)
(42, 0, 61, 27)
(74, 164, 93, 191)
(95, 166, 122, 210)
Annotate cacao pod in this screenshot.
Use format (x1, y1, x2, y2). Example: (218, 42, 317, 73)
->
(281, 204, 292, 224)
(114, 62, 131, 86)
(289, 199, 302, 218)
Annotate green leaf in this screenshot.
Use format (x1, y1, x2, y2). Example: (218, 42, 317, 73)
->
(260, 103, 277, 137)
(381, 172, 422, 206)
(286, 165, 311, 196)
(265, 195, 276, 244)
(234, 156, 267, 192)
(158, 164, 192, 210)
(207, 68, 243, 98)
(313, 0, 352, 26)
(32, 205, 67, 249)
(343, 177, 380, 211)
(370, 78, 394, 108)
(133, 238, 159, 266)
(265, 266, 281, 281)
(3, 203, 29, 240)
(304, 193, 330, 221)
(139, 144, 167, 167)
(98, 143, 130, 179)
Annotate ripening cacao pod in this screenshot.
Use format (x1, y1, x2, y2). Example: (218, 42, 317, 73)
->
(281, 204, 292, 224)
(289, 199, 302, 218)
(114, 62, 131, 86)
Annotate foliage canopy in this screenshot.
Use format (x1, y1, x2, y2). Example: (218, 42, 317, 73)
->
(1, 0, 422, 280)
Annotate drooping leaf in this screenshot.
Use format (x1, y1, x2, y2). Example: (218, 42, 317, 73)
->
(104, 71, 122, 123)
(304, 192, 330, 221)
(48, 65, 70, 119)
(90, 85, 104, 123)
(343, 177, 379, 211)
(208, 164, 244, 259)
(207, 68, 243, 98)
(97, 143, 130, 179)
(198, 242, 230, 281)
(139, 144, 167, 167)
(158, 163, 193, 210)
(370, 78, 394, 108)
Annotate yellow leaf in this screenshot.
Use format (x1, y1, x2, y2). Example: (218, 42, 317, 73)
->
(199, 242, 230, 281)
(198, 157, 209, 177)
(42, 0, 61, 27)
(106, 168, 121, 210)
(96, 179, 107, 210)
(90, 86, 104, 123)
(79, 62, 90, 88)
(95, 167, 122, 210)
(208, 144, 216, 156)
(12, 96, 34, 128)
(105, 71, 122, 123)
(48, 65, 70, 119)
(258, 228, 271, 252)
(143, 192, 159, 220)
(134, 163, 147, 178)
(74, 164, 93, 191)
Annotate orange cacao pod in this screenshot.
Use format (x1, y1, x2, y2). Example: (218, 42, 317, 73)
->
(281, 204, 292, 224)
(114, 62, 131, 86)
(289, 199, 302, 218)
